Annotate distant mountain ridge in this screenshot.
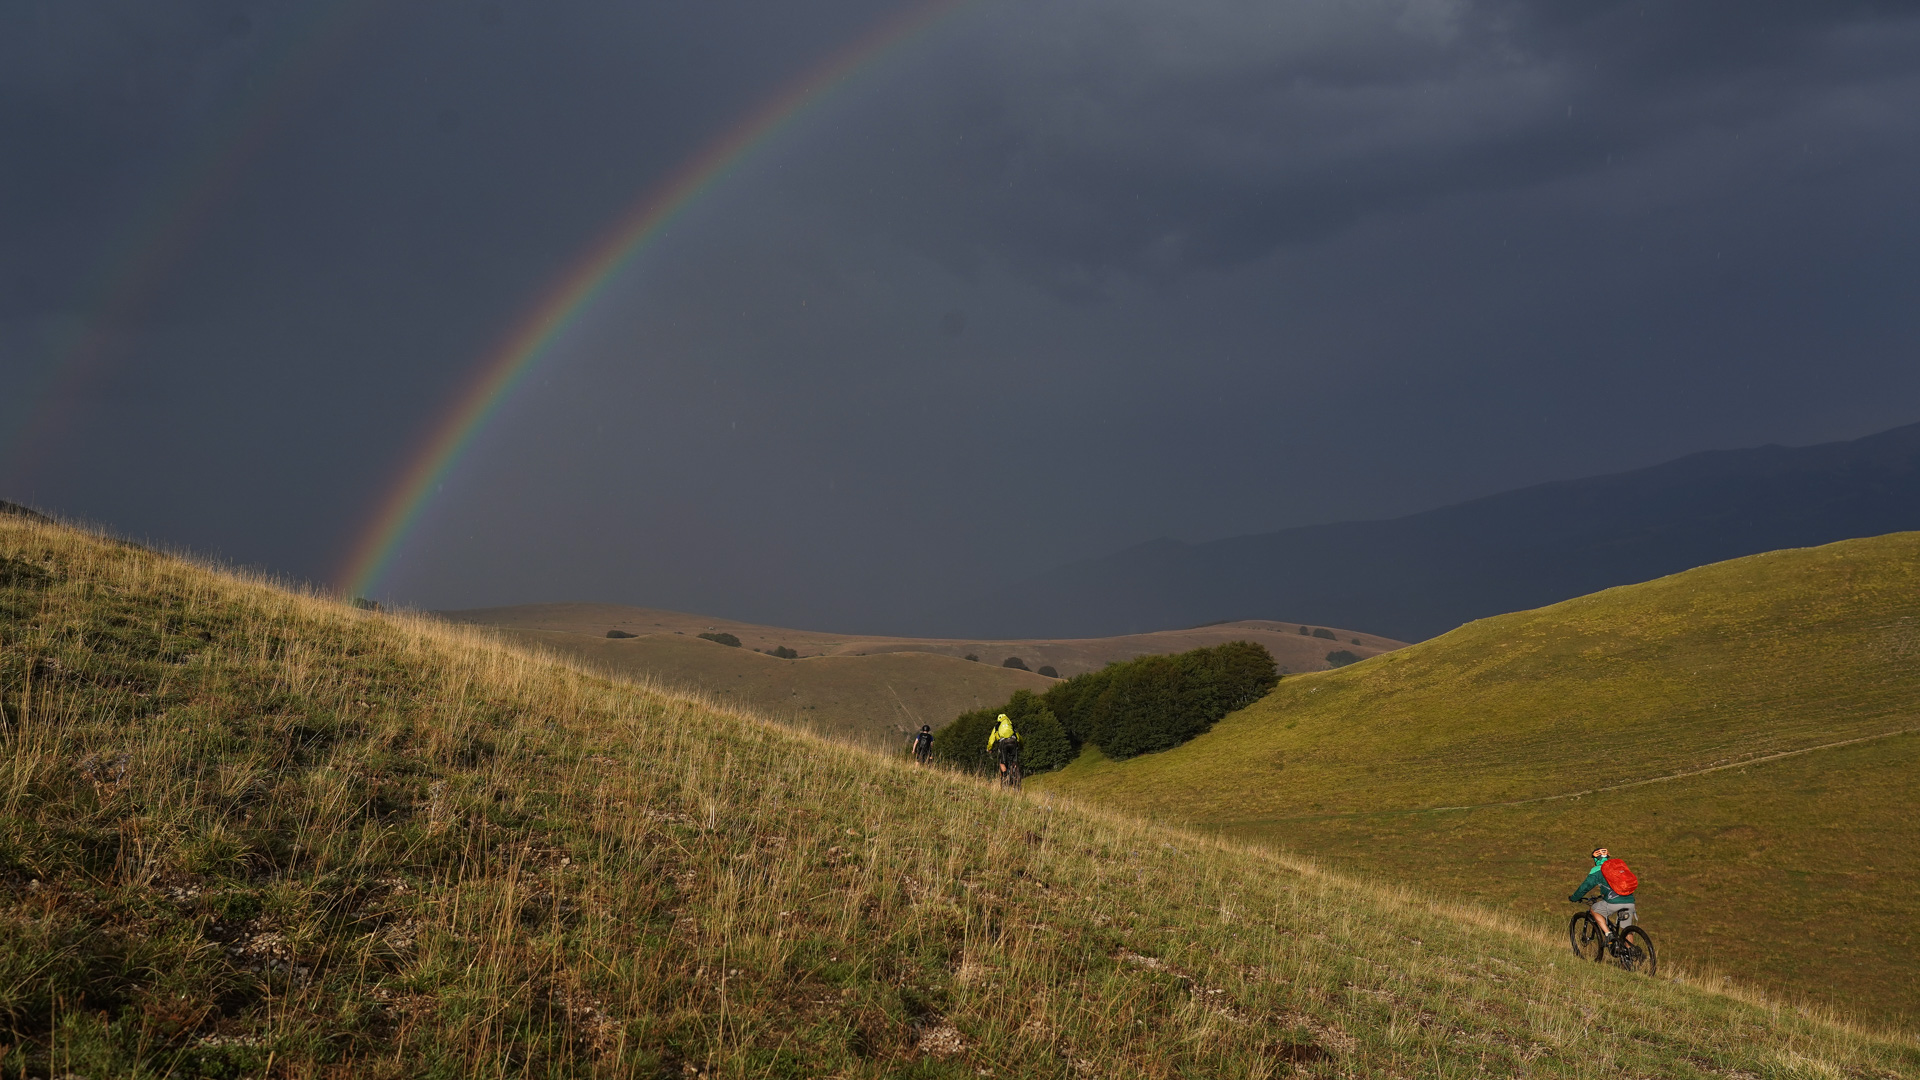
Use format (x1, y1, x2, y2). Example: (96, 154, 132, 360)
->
(951, 420, 1920, 642)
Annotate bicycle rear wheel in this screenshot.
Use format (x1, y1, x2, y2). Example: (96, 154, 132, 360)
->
(1568, 914, 1605, 961)
(1615, 926, 1656, 975)
(1008, 762, 1022, 790)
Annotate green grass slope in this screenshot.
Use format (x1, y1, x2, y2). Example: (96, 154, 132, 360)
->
(488, 627, 1053, 750)
(0, 517, 1914, 1077)
(1034, 532, 1920, 1028)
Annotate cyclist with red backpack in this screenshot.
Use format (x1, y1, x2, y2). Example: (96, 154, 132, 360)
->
(1570, 847, 1638, 941)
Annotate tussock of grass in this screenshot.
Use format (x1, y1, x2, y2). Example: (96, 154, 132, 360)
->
(1036, 533, 1920, 1028)
(0, 517, 1915, 1077)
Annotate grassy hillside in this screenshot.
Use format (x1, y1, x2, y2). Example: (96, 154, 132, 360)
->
(1034, 532, 1920, 1028)
(446, 603, 1403, 678)
(488, 628, 1052, 750)
(451, 611, 1399, 752)
(0, 519, 1914, 1077)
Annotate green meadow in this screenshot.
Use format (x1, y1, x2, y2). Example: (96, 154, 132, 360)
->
(1035, 532, 1920, 1029)
(0, 514, 1915, 1076)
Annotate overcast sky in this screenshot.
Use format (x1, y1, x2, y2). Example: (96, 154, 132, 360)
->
(6, 0, 1920, 632)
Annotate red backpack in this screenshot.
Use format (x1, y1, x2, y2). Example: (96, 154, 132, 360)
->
(1600, 857, 1638, 896)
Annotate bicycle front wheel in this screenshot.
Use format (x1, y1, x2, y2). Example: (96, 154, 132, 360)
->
(1615, 926, 1656, 975)
(1569, 913, 1605, 962)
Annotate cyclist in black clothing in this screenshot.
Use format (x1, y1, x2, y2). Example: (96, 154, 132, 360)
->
(909, 724, 934, 764)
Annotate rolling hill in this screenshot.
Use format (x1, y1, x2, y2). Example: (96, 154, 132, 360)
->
(444, 605, 1401, 749)
(1033, 531, 1920, 1027)
(4, 513, 1915, 1076)
(950, 419, 1920, 641)
(477, 630, 1056, 750)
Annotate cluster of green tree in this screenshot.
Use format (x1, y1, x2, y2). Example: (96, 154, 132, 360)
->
(932, 641, 1279, 771)
(697, 631, 741, 647)
(769, 645, 799, 659)
(932, 689, 1076, 774)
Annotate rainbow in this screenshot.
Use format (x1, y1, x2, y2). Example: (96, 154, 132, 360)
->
(2, 1, 378, 484)
(339, 0, 970, 600)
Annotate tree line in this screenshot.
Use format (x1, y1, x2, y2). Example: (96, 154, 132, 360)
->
(930, 641, 1279, 774)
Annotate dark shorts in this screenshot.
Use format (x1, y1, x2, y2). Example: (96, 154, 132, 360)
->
(992, 738, 1020, 765)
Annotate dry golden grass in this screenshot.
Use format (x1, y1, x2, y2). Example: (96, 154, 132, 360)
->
(482, 628, 1054, 751)
(0, 515, 1914, 1078)
(450, 608, 1400, 752)
(446, 603, 1403, 678)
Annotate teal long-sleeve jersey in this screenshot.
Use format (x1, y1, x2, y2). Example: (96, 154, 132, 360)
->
(1569, 858, 1636, 904)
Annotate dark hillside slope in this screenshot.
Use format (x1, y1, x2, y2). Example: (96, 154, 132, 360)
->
(0, 499, 52, 523)
(0, 516, 1913, 1076)
(1035, 532, 1920, 1027)
(954, 420, 1920, 641)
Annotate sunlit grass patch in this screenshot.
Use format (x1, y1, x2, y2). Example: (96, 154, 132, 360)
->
(1038, 532, 1920, 1029)
(0, 515, 1912, 1076)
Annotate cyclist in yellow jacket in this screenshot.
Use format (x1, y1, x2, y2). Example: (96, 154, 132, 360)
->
(985, 713, 1021, 783)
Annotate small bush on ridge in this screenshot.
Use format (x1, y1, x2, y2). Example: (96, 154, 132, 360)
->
(932, 690, 1073, 773)
(940, 641, 1279, 765)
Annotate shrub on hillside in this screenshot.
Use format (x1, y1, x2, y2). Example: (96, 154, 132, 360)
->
(771, 645, 798, 659)
(932, 707, 998, 769)
(1037, 665, 1059, 678)
(932, 691, 1073, 773)
(964, 654, 979, 662)
(1003, 656, 1029, 670)
(606, 629, 636, 639)
(1007, 691, 1074, 772)
(1312, 627, 1336, 640)
(1298, 625, 1310, 635)
(697, 631, 741, 647)
(943, 640, 1279, 764)
(1325, 649, 1360, 668)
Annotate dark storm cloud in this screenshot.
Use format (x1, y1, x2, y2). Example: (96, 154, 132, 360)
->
(4, 0, 1919, 632)
(0, 2, 265, 314)
(1, 0, 909, 570)
(808, 0, 1920, 275)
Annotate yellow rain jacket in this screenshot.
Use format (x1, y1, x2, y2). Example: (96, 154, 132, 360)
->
(986, 714, 1018, 748)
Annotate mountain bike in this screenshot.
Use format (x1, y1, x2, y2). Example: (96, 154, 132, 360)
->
(1569, 901, 1656, 975)
(990, 740, 1022, 790)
